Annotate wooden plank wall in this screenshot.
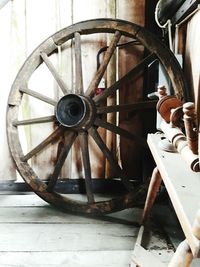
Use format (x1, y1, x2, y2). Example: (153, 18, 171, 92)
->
(0, 1, 16, 181)
(117, 0, 145, 179)
(184, 10, 200, 155)
(184, 10, 200, 114)
(0, 0, 145, 181)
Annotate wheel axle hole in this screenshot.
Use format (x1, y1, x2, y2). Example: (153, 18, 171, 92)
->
(67, 103, 81, 117)
(56, 94, 86, 127)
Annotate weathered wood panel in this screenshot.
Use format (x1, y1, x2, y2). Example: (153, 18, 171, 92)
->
(0, 1, 17, 181)
(185, 10, 200, 110)
(0, 193, 140, 266)
(1, 0, 146, 181)
(0, 223, 137, 251)
(0, 207, 141, 224)
(71, 0, 108, 179)
(117, 0, 145, 179)
(105, 0, 117, 178)
(184, 10, 200, 157)
(0, 251, 132, 267)
(25, 0, 67, 180)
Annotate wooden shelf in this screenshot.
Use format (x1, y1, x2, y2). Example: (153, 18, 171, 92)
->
(148, 133, 200, 257)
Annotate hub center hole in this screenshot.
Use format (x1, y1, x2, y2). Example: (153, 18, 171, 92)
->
(56, 94, 87, 127)
(68, 103, 80, 117)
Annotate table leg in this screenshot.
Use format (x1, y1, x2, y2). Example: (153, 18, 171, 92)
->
(168, 210, 200, 266)
(141, 167, 162, 224)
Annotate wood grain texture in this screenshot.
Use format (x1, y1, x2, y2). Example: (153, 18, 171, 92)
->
(147, 133, 200, 256)
(0, 194, 139, 267)
(0, 223, 137, 251)
(131, 244, 166, 267)
(117, 0, 145, 179)
(0, 251, 132, 267)
(184, 10, 200, 105)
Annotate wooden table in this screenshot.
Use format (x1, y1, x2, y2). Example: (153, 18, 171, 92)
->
(147, 132, 200, 257)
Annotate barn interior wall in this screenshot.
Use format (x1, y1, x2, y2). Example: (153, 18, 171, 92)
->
(0, 0, 145, 181)
(183, 9, 200, 158)
(184, 10, 200, 111)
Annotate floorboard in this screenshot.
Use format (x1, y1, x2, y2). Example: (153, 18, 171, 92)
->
(0, 251, 131, 267)
(0, 194, 183, 266)
(0, 194, 139, 267)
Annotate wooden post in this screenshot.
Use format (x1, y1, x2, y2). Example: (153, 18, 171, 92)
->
(105, 0, 117, 178)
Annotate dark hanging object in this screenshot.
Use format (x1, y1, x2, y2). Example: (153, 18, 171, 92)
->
(156, 0, 185, 25)
(156, 0, 200, 26)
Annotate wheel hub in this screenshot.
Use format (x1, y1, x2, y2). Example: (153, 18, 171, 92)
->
(55, 94, 95, 129)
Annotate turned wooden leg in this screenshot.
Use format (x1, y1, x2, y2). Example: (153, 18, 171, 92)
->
(168, 210, 200, 267)
(183, 102, 198, 155)
(168, 240, 191, 267)
(141, 167, 162, 224)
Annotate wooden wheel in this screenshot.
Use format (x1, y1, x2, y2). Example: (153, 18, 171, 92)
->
(7, 19, 187, 215)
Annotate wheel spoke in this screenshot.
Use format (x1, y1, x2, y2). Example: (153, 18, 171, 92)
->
(20, 88, 57, 106)
(93, 53, 156, 103)
(79, 131, 94, 203)
(47, 131, 77, 192)
(13, 115, 56, 126)
(74, 32, 83, 94)
(85, 31, 121, 97)
(97, 100, 157, 114)
(40, 52, 68, 95)
(89, 127, 133, 190)
(94, 118, 147, 148)
(21, 126, 63, 162)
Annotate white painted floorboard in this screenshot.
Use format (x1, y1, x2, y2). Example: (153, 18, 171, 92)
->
(0, 194, 140, 267)
(0, 251, 131, 267)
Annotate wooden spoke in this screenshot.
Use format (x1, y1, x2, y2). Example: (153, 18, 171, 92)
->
(94, 118, 147, 148)
(79, 131, 94, 203)
(40, 52, 68, 95)
(21, 126, 63, 162)
(20, 88, 57, 106)
(47, 131, 77, 192)
(74, 32, 83, 94)
(85, 31, 121, 97)
(89, 127, 133, 190)
(94, 53, 156, 103)
(97, 100, 157, 114)
(13, 115, 56, 126)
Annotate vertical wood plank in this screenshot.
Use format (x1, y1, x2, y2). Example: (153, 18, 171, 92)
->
(25, 0, 58, 180)
(184, 10, 200, 109)
(0, 0, 24, 181)
(105, 0, 117, 178)
(116, 0, 145, 179)
(71, 0, 108, 178)
(54, 0, 73, 179)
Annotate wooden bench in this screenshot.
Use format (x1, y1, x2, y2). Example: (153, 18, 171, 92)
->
(131, 132, 200, 267)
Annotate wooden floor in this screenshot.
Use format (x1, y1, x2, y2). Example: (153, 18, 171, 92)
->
(0, 193, 177, 267)
(0, 193, 143, 267)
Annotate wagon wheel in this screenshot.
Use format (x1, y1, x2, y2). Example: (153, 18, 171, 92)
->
(7, 19, 187, 215)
